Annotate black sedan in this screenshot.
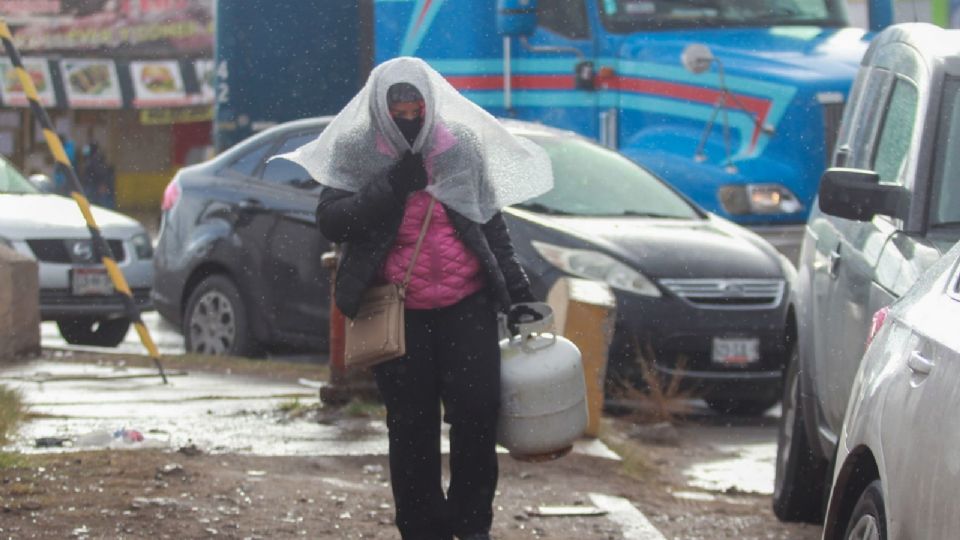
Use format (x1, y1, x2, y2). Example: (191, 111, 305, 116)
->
(153, 118, 795, 414)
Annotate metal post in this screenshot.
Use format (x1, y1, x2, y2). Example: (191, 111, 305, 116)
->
(503, 36, 512, 111)
(0, 18, 167, 384)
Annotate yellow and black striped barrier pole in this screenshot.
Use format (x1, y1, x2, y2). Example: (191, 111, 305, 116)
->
(0, 18, 168, 384)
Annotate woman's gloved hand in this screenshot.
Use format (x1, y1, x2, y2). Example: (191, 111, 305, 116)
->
(507, 304, 544, 336)
(388, 151, 427, 195)
(509, 286, 536, 304)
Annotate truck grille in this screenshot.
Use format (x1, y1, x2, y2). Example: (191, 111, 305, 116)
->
(659, 278, 785, 310)
(822, 101, 845, 166)
(26, 239, 126, 263)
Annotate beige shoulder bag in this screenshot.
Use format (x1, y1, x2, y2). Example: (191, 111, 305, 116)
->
(344, 198, 437, 369)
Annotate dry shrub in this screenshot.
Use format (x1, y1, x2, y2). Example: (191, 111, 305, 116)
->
(0, 385, 26, 446)
(608, 339, 694, 424)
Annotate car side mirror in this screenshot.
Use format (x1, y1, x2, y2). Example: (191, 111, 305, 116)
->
(818, 168, 906, 221)
(28, 173, 55, 193)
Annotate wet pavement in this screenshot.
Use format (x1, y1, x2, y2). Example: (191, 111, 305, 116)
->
(1, 358, 781, 499)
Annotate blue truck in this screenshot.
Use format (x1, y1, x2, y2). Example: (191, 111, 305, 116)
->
(214, 0, 895, 259)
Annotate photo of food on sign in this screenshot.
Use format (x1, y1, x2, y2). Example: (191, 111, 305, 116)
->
(67, 63, 112, 95)
(4, 67, 46, 94)
(60, 59, 122, 107)
(141, 65, 177, 94)
(131, 61, 187, 105)
(0, 59, 55, 106)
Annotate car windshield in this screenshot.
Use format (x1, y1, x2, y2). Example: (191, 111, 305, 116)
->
(932, 77, 960, 228)
(598, 0, 847, 32)
(0, 157, 38, 194)
(517, 133, 701, 219)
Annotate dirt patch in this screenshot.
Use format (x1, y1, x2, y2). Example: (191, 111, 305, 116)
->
(0, 424, 821, 539)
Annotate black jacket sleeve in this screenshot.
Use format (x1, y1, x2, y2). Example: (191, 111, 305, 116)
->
(481, 212, 533, 303)
(315, 175, 403, 243)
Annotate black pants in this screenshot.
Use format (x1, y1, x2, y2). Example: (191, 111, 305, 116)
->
(372, 292, 501, 540)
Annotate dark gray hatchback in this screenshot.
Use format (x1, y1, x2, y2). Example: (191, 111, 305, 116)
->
(153, 118, 795, 414)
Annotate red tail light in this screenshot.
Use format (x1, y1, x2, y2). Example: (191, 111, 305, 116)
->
(865, 307, 890, 349)
(161, 177, 181, 212)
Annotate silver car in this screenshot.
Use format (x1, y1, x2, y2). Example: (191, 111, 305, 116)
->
(822, 241, 960, 539)
(0, 156, 154, 347)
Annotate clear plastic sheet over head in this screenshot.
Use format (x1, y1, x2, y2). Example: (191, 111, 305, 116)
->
(276, 57, 553, 223)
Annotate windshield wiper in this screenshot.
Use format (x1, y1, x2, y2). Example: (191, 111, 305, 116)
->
(618, 210, 685, 219)
(514, 202, 574, 216)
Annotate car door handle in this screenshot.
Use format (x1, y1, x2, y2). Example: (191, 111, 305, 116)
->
(828, 247, 842, 278)
(238, 198, 264, 212)
(907, 351, 935, 376)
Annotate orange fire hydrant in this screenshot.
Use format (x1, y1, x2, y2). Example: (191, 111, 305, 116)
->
(319, 248, 379, 405)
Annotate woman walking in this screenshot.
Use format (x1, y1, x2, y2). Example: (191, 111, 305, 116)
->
(280, 57, 553, 540)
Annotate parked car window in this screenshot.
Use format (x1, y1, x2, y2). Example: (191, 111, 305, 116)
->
(872, 78, 918, 186)
(835, 67, 893, 170)
(0, 157, 37, 194)
(224, 142, 272, 179)
(260, 133, 318, 189)
(538, 0, 590, 39)
(932, 78, 960, 228)
(520, 134, 700, 219)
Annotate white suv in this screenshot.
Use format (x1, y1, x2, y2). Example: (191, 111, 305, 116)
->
(0, 156, 154, 347)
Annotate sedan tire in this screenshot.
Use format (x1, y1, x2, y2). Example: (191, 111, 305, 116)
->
(843, 480, 886, 540)
(57, 317, 130, 347)
(184, 274, 259, 357)
(772, 344, 828, 523)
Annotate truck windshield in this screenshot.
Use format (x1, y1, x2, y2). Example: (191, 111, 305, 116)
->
(598, 0, 847, 32)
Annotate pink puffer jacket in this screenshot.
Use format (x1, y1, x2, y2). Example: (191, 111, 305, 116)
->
(381, 192, 484, 309)
(379, 125, 485, 309)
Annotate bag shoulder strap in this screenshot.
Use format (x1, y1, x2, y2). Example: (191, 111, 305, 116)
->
(401, 197, 437, 288)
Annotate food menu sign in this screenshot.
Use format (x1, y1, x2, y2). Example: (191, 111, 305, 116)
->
(0, 58, 56, 107)
(60, 59, 122, 108)
(130, 60, 190, 107)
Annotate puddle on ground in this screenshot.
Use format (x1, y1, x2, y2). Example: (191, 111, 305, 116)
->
(1, 360, 388, 457)
(679, 424, 778, 496)
(1, 360, 620, 461)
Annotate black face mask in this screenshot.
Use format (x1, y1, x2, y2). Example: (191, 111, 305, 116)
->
(394, 117, 423, 146)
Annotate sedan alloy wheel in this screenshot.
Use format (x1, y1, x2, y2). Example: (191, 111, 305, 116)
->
(184, 275, 258, 357)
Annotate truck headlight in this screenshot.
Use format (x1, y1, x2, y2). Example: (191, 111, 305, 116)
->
(131, 233, 154, 260)
(719, 183, 803, 215)
(531, 241, 661, 297)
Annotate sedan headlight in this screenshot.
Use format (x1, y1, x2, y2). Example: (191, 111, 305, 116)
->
(719, 183, 803, 215)
(531, 241, 661, 297)
(131, 232, 154, 260)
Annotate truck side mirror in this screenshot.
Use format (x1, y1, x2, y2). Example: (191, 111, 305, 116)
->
(681, 44, 715, 75)
(497, 0, 538, 37)
(818, 168, 906, 222)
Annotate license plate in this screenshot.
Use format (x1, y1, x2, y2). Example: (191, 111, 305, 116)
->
(712, 337, 760, 365)
(71, 267, 114, 296)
